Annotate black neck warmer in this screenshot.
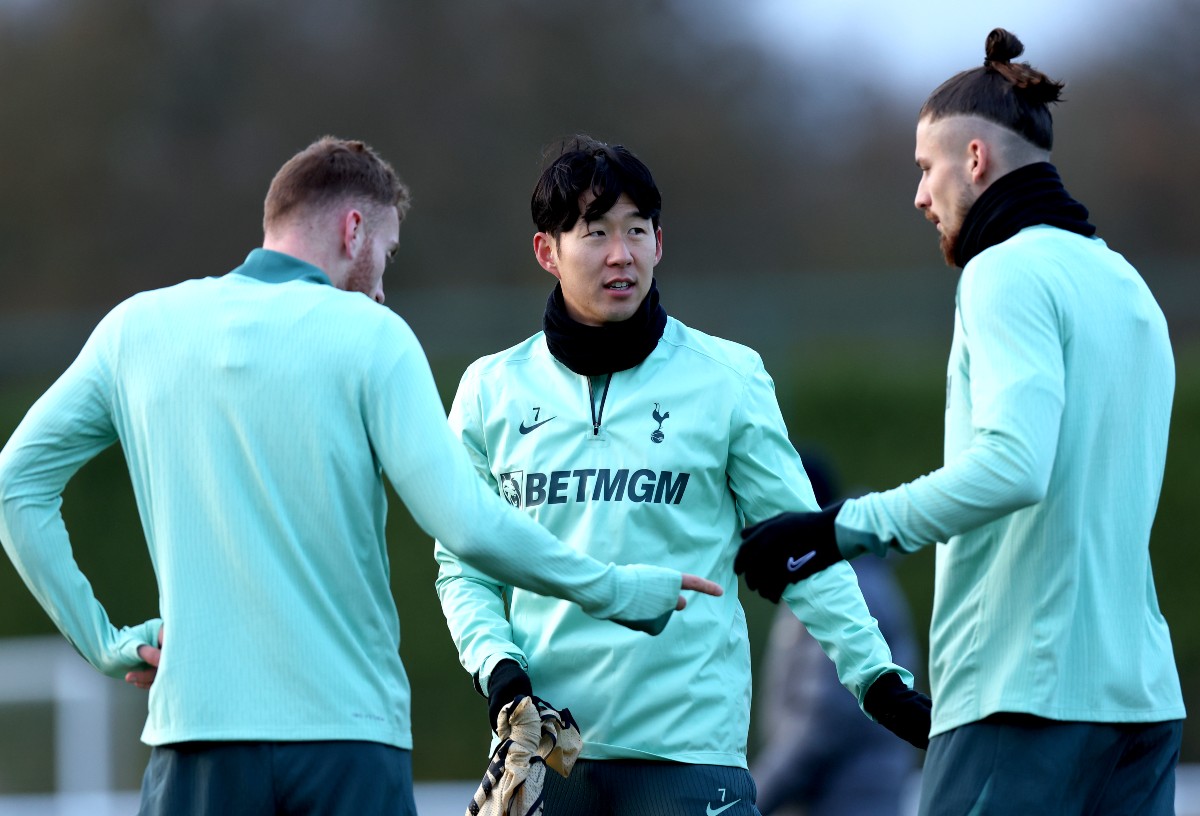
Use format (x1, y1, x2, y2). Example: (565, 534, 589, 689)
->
(955, 162, 1096, 269)
(542, 279, 668, 376)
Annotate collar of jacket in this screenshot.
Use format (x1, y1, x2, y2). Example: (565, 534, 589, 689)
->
(954, 161, 1096, 269)
(541, 279, 668, 376)
(229, 248, 333, 287)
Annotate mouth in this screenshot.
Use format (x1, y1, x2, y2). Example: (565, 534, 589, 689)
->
(604, 280, 636, 292)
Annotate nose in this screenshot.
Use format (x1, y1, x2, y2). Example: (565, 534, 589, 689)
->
(607, 235, 633, 265)
(914, 178, 930, 211)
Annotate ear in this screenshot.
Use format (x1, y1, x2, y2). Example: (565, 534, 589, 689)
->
(533, 232, 561, 279)
(653, 226, 663, 266)
(341, 209, 366, 259)
(966, 139, 990, 185)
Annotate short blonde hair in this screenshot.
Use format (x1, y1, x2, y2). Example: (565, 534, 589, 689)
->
(263, 136, 411, 234)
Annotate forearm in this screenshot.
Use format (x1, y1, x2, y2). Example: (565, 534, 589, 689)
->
(420, 472, 680, 630)
(375, 343, 682, 631)
(434, 542, 527, 685)
(837, 428, 1051, 557)
(0, 342, 156, 677)
(780, 561, 910, 705)
(1, 499, 159, 677)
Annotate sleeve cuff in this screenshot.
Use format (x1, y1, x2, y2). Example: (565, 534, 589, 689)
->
(476, 652, 528, 697)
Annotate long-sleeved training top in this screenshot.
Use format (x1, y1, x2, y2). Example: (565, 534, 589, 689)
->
(0, 249, 686, 750)
(436, 316, 909, 767)
(838, 226, 1185, 736)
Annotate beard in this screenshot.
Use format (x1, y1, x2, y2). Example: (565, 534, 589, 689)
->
(342, 246, 379, 300)
(939, 226, 957, 267)
(934, 187, 978, 268)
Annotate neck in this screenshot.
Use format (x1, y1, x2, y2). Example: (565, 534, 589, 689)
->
(542, 280, 668, 376)
(262, 233, 341, 285)
(953, 162, 1095, 268)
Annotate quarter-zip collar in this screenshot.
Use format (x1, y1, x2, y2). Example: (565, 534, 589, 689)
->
(229, 248, 334, 287)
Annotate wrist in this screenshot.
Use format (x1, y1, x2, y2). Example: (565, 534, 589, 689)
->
(487, 659, 532, 729)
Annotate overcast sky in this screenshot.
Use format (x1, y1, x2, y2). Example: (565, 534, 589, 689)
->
(711, 0, 1151, 95)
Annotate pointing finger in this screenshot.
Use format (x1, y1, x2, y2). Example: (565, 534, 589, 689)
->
(680, 573, 723, 597)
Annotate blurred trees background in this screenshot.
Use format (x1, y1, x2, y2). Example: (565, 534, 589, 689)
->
(1, 0, 1197, 787)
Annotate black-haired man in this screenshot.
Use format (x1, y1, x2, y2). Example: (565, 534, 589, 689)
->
(435, 135, 930, 815)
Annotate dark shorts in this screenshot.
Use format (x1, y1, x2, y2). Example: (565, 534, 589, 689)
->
(918, 715, 1183, 816)
(541, 758, 761, 816)
(137, 740, 417, 816)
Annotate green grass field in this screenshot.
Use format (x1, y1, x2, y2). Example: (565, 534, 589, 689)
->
(0, 343, 1196, 785)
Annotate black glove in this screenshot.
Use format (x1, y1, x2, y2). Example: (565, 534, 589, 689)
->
(863, 671, 932, 750)
(487, 659, 533, 731)
(734, 500, 846, 603)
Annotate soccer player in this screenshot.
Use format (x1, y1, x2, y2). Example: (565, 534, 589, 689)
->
(736, 29, 1185, 816)
(0, 136, 721, 816)
(434, 136, 930, 815)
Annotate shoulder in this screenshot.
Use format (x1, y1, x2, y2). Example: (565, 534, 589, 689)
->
(968, 226, 1103, 281)
(93, 278, 215, 337)
(463, 332, 550, 377)
(117, 277, 214, 311)
(658, 317, 766, 380)
(453, 332, 551, 399)
(961, 226, 1088, 303)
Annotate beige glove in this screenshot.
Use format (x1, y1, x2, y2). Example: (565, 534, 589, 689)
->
(466, 696, 583, 816)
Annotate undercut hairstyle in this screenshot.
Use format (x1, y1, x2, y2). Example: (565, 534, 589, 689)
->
(263, 136, 411, 234)
(531, 135, 662, 237)
(919, 28, 1065, 150)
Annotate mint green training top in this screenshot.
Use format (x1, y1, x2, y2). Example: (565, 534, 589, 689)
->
(0, 249, 686, 750)
(837, 226, 1185, 736)
(435, 316, 909, 767)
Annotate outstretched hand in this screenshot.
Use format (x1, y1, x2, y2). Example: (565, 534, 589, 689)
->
(125, 625, 163, 690)
(734, 501, 846, 602)
(676, 573, 724, 610)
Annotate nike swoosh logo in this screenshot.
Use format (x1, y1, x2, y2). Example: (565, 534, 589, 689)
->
(518, 416, 557, 435)
(786, 551, 816, 572)
(706, 800, 741, 816)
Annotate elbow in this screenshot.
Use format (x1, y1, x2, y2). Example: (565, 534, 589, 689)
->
(0, 455, 14, 508)
(437, 529, 491, 569)
(976, 430, 1052, 512)
(998, 452, 1051, 511)
(1006, 476, 1047, 511)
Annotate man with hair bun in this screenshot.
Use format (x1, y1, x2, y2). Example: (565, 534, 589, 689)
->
(736, 28, 1184, 815)
(0, 135, 723, 816)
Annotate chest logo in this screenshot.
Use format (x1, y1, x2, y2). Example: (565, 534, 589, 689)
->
(651, 403, 670, 443)
(519, 407, 557, 435)
(499, 472, 523, 507)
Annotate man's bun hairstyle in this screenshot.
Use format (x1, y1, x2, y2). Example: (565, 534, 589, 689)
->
(920, 28, 1065, 150)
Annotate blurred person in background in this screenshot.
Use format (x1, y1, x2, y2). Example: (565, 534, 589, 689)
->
(736, 29, 1184, 816)
(0, 135, 721, 816)
(752, 449, 920, 816)
(434, 135, 930, 815)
